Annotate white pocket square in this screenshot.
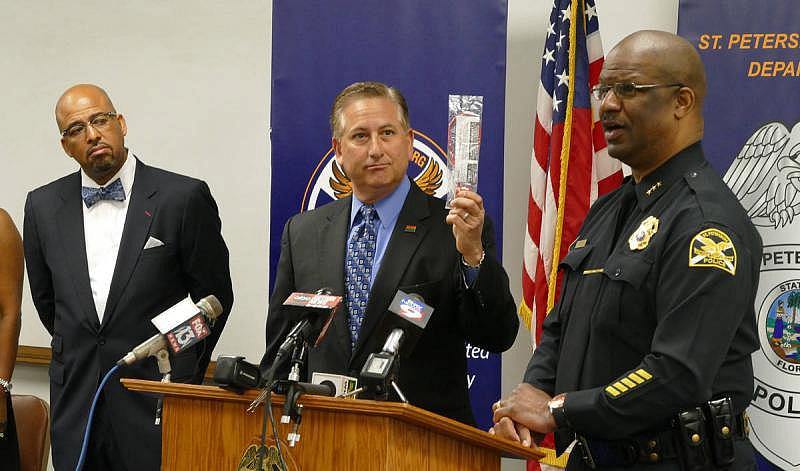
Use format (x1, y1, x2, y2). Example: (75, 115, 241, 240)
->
(144, 236, 164, 250)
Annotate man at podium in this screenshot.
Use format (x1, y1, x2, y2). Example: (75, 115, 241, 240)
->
(261, 81, 519, 426)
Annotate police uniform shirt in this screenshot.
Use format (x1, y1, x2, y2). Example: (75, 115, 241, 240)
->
(524, 142, 762, 441)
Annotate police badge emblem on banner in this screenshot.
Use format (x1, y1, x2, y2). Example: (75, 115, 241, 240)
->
(725, 121, 800, 469)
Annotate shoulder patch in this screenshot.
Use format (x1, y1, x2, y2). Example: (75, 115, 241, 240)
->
(688, 228, 737, 275)
(604, 368, 653, 398)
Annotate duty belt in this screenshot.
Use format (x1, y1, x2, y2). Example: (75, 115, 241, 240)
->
(576, 397, 749, 469)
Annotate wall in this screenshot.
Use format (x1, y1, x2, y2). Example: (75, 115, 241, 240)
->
(0, 1, 677, 469)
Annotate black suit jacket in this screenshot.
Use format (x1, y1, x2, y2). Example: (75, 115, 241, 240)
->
(262, 182, 518, 425)
(23, 158, 233, 471)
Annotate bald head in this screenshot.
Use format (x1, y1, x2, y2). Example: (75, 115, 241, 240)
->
(55, 84, 128, 185)
(599, 31, 707, 180)
(55, 84, 117, 130)
(611, 30, 706, 107)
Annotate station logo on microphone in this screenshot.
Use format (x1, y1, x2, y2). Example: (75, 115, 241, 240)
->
(724, 120, 800, 469)
(398, 297, 425, 320)
(301, 130, 449, 211)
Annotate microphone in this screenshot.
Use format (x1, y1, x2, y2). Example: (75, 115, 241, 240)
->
(374, 291, 434, 357)
(117, 295, 224, 367)
(268, 288, 342, 379)
(214, 355, 262, 394)
(359, 291, 434, 400)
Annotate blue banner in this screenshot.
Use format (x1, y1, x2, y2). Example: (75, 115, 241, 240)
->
(270, 0, 508, 429)
(679, 2, 800, 470)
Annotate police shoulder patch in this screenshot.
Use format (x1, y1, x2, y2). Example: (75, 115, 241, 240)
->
(688, 228, 737, 275)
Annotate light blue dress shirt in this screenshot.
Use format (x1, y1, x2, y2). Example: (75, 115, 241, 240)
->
(348, 177, 480, 290)
(348, 177, 411, 288)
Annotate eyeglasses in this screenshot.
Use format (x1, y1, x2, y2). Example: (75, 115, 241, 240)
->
(60, 112, 118, 139)
(591, 82, 684, 101)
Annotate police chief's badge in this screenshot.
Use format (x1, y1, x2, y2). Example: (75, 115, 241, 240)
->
(628, 216, 659, 251)
(688, 228, 737, 275)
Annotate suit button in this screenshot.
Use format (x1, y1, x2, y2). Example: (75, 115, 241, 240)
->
(98, 338, 106, 346)
(614, 268, 622, 277)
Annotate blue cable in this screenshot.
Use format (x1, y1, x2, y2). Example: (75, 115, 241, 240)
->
(74, 364, 121, 471)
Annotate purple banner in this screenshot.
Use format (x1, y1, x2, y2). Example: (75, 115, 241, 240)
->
(270, 0, 508, 429)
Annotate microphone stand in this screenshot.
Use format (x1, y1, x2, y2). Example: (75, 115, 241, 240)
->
(281, 339, 337, 447)
(360, 328, 409, 402)
(281, 341, 308, 446)
(153, 348, 172, 425)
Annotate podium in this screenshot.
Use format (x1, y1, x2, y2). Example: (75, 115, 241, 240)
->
(122, 379, 544, 470)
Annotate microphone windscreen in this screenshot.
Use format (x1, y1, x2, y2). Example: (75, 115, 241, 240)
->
(370, 290, 435, 359)
(197, 295, 223, 319)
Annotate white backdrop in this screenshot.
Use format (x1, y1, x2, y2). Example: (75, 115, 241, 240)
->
(1, 1, 677, 469)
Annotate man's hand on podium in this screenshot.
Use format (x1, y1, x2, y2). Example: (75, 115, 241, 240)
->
(489, 382, 555, 446)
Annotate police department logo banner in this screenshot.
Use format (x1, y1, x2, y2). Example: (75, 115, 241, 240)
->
(270, 0, 508, 430)
(679, 1, 800, 469)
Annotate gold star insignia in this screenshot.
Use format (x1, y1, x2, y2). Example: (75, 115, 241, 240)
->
(645, 181, 662, 196)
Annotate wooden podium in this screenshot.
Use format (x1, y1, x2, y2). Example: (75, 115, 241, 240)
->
(122, 379, 544, 470)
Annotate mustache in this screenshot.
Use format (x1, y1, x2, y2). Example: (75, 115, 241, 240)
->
(600, 113, 623, 127)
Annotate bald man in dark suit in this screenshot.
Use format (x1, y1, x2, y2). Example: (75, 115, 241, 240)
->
(24, 84, 233, 470)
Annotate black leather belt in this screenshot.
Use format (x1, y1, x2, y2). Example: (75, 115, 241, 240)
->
(576, 412, 748, 468)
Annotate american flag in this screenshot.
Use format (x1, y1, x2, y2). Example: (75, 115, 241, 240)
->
(521, 1, 622, 468)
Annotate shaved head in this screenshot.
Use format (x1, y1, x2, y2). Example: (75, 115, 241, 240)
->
(55, 83, 128, 184)
(611, 30, 706, 107)
(599, 31, 708, 180)
(55, 84, 117, 130)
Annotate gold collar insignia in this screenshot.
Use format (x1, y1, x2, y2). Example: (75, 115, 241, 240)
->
(645, 181, 662, 196)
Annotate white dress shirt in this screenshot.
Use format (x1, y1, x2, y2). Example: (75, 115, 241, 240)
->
(81, 151, 136, 323)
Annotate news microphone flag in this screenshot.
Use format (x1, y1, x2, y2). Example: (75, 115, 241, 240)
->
(520, 1, 622, 469)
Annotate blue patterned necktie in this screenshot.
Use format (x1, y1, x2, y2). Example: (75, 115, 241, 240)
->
(81, 178, 126, 208)
(345, 204, 378, 350)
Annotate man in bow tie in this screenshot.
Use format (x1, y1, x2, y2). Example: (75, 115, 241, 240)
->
(23, 84, 234, 470)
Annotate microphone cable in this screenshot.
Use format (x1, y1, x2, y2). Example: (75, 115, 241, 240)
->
(74, 364, 120, 471)
(258, 366, 288, 471)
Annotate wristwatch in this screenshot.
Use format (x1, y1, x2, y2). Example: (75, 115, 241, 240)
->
(548, 394, 571, 430)
(0, 377, 11, 393)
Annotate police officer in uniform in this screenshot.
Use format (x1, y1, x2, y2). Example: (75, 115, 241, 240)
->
(491, 31, 761, 470)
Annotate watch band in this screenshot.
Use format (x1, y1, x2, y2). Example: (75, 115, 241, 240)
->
(0, 377, 11, 393)
(461, 250, 485, 268)
(549, 395, 571, 430)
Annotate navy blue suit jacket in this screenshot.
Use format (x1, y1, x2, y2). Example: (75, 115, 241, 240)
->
(24, 158, 233, 470)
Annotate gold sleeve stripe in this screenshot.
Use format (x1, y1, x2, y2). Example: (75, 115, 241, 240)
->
(628, 372, 645, 384)
(612, 381, 629, 392)
(605, 369, 655, 399)
(621, 378, 637, 388)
